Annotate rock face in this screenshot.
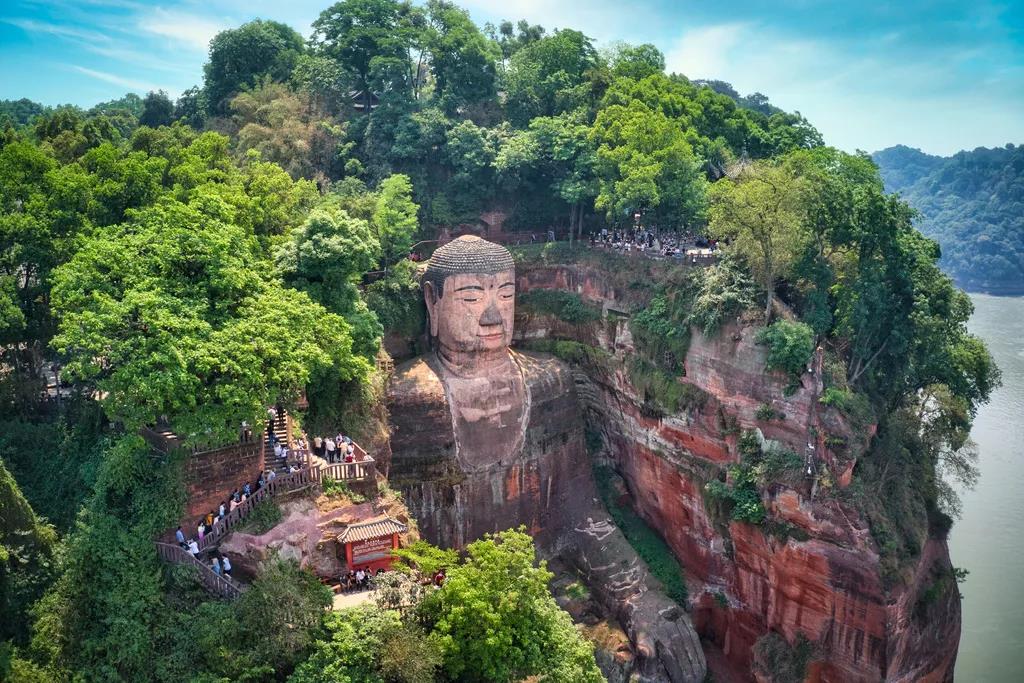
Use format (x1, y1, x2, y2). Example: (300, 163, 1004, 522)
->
(388, 350, 707, 682)
(509, 260, 960, 682)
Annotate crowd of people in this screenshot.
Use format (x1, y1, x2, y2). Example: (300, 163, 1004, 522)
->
(309, 432, 358, 464)
(589, 227, 719, 260)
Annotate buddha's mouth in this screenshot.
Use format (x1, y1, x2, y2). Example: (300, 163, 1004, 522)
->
(477, 332, 504, 341)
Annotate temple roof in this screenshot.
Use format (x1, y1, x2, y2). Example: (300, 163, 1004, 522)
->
(336, 516, 408, 544)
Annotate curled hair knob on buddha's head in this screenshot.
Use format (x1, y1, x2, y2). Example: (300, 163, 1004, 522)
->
(424, 235, 515, 298)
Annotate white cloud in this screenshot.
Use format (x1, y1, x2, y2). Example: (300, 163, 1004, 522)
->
(69, 65, 157, 93)
(136, 8, 226, 52)
(4, 17, 112, 44)
(664, 22, 1024, 155)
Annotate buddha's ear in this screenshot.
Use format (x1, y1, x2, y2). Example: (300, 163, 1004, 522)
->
(423, 280, 439, 337)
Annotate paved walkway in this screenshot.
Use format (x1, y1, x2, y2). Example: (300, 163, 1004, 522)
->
(331, 589, 375, 610)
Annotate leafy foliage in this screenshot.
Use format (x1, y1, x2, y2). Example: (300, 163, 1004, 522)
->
(873, 144, 1024, 293)
(756, 320, 816, 378)
(594, 466, 688, 604)
(420, 528, 603, 682)
(518, 289, 601, 324)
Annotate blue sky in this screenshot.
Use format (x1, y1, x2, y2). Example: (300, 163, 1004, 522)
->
(1, 0, 1021, 155)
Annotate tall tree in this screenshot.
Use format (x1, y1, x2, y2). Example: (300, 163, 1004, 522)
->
(204, 20, 306, 114)
(310, 0, 422, 111)
(708, 161, 809, 319)
(372, 173, 419, 267)
(139, 90, 174, 128)
(423, 0, 498, 113)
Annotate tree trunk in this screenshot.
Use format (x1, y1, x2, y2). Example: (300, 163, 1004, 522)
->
(568, 204, 577, 245)
(764, 287, 774, 322)
(576, 202, 584, 241)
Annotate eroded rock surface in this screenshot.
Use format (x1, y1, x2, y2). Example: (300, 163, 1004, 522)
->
(509, 260, 960, 682)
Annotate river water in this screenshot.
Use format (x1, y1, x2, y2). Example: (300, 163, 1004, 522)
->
(949, 294, 1024, 681)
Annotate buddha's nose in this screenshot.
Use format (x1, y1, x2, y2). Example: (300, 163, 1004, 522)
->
(479, 302, 503, 327)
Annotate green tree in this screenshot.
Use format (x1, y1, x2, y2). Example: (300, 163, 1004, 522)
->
(608, 42, 665, 81)
(310, 0, 422, 111)
(421, 528, 603, 682)
(372, 173, 419, 267)
(204, 19, 307, 114)
(423, 0, 498, 113)
(591, 99, 706, 229)
(289, 605, 440, 683)
(708, 161, 810, 318)
(502, 29, 599, 126)
(275, 206, 383, 358)
(51, 198, 367, 444)
(139, 90, 174, 128)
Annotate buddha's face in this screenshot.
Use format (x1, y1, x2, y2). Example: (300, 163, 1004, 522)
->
(425, 269, 515, 354)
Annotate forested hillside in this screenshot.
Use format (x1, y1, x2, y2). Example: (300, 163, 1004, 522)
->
(0, 1, 999, 681)
(873, 144, 1024, 294)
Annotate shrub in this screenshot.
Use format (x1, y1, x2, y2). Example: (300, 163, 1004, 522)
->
(321, 475, 366, 503)
(687, 257, 758, 335)
(594, 465, 689, 604)
(752, 632, 817, 683)
(704, 464, 766, 524)
(755, 402, 778, 421)
(628, 357, 707, 415)
(756, 320, 815, 377)
(819, 387, 874, 428)
(518, 289, 601, 324)
(240, 499, 283, 534)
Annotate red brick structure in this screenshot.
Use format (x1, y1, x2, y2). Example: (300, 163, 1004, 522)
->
(142, 427, 266, 530)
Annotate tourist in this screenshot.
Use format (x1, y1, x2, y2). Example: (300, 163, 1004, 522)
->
(344, 447, 354, 463)
(325, 437, 337, 463)
(313, 436, 324, 459)
(256, 471, 265, 490)
(229, 496, 239, 512)
(433, 568, 446, 587)
(222, 555, 232, 577)
(175, 526, 186, 547)
(274, 440, 284, 460)
(355, 569, 365, 590)
(218, 501, 226, 519)
(212, 557, 221, 575)
(197, 521, 206, 541)
(267, 468, 276, 482)
(204, 510, 215, 528)
(243, 482, 252, 497)
(187, 539, 199, 557)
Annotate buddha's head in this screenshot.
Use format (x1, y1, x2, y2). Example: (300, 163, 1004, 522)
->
(423, 236, 515, 358)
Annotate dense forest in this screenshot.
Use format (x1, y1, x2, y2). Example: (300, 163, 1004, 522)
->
(0, 1, 1000, 681)
(873, 143, 1024, 294)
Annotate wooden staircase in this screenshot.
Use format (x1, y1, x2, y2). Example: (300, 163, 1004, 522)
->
(263, 409, 292, 473)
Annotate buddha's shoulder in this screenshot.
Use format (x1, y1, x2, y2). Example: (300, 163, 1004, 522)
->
(387, 355, 445, 402)
(512, 349, 574, 391)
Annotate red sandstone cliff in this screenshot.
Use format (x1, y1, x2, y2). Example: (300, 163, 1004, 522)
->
(513, 260, 960, 682)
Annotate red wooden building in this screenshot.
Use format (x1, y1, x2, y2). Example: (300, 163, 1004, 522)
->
(337, 516, 408, 573)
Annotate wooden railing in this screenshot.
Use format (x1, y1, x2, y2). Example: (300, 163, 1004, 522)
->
(155, 541, 245, 599)
(318, 458, 376, 483)
(156, 446, 376, 597)
(196, 466, 318, 552)
(192, 454, 375, 553)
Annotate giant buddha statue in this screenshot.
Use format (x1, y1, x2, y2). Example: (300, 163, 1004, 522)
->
(387, 236, 705, 682)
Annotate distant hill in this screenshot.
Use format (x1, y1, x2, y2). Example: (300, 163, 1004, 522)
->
(873, 143, 1024, 295)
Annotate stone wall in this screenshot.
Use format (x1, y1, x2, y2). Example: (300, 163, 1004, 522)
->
(183, 440, 265, 527)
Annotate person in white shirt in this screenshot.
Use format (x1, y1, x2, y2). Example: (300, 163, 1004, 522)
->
(325, 437, 337, 463)
(187, 539, 199, 557)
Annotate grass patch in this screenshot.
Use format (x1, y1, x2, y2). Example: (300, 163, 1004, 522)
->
(239, 499, 283, 534)
(594, 464, 688, 605)
(321, 475, 366, 504)
(627, 357, 708, 415)
(518, 289, 601, 324)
